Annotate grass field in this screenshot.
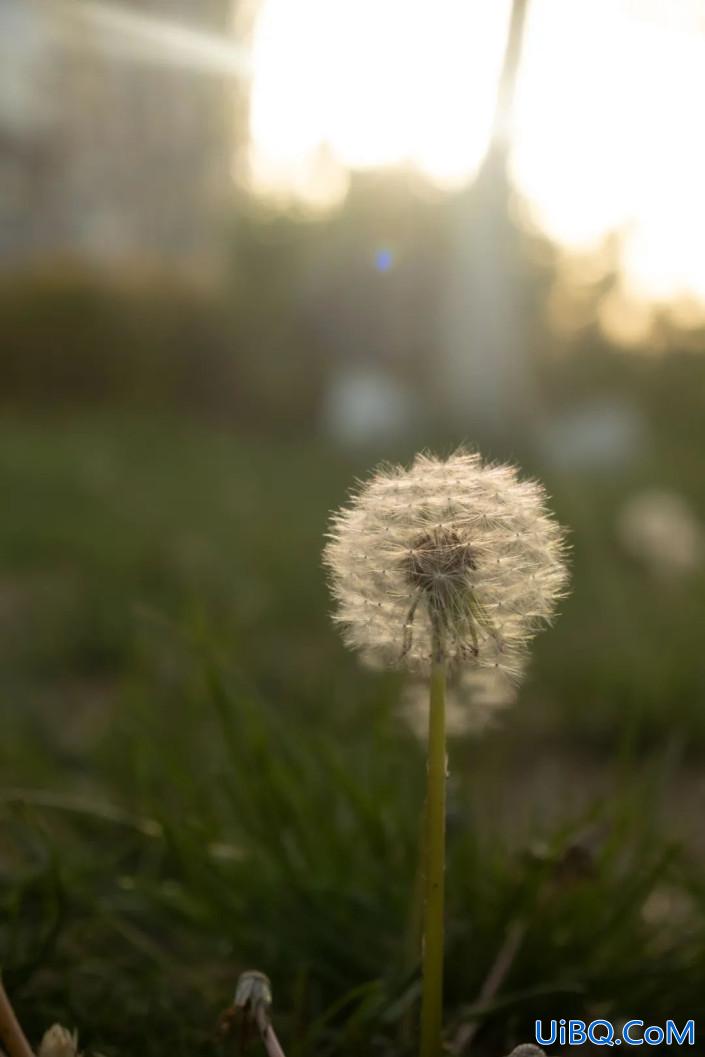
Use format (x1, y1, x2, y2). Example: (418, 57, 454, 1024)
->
(1, 395, 705, 1055)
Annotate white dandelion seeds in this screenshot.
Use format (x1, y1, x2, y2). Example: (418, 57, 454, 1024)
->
(324, 449, 569, 1057)
(324, 450, 568, 678)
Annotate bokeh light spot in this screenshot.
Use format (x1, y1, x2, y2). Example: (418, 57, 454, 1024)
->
(374, 248, 394, 273)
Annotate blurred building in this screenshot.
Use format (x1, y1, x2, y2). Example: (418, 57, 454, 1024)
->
(0, 0, 241, 275)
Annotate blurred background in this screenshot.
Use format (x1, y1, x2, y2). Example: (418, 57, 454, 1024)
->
(2, 1, 705, 1053)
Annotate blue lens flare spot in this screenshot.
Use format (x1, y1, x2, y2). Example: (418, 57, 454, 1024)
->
(374, 248, 394, 272)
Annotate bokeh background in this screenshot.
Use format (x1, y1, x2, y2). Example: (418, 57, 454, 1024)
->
(2, 1, 705, 1053)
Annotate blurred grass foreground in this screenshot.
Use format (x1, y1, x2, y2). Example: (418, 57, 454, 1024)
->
(3, 0, 705, 1053)
(1, 377, 705, 1054)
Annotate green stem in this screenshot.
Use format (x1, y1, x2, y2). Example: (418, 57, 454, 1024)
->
(419, 641, 447, 1057)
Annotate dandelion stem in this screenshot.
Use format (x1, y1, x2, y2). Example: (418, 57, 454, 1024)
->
(419, 636, 447, 1057)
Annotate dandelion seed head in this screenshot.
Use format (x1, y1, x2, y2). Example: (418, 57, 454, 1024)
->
(324, 450, 569, 677)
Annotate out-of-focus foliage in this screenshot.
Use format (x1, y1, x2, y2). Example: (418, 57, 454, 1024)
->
(2, 160, 705, 1056)
(0, 180, 460, 436)
(0, 256, 324, 433)
(0, 402, 704, 1053)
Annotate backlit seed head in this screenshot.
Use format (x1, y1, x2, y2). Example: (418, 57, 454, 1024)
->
(323, 450, 569, 677)
(404, 528, 477, 594)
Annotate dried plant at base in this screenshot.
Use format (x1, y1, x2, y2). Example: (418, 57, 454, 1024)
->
(38, 1025, 80, 1057)
(324, 451, 568, 677)
(217, 971, 287, 1057)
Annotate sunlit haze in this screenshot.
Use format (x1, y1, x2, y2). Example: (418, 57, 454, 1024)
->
(511, 0, 705, 331)
(245, 0, 705, 325)
(244, 0, 513, 206)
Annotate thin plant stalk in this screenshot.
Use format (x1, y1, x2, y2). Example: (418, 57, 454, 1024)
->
(0, 978, 35, 1057)
(254, 1004, 287, 1057)
(450, 917, 527, 1054)
(231, 970, 287, 1057)
(419, 636, 447, 1057)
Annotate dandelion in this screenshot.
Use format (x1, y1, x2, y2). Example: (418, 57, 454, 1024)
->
(324, 450, 568, 1057)
(324, 451, 567, 679)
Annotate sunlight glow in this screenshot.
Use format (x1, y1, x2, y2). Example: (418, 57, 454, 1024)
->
(244, 0, 512, 207)
(53, 0, 705, 324)
(511, 0, 705, 323)
(47, 0, 250, 76)
(246, 0, 705, 323)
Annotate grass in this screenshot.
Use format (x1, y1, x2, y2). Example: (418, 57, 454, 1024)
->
(1, 403, 705, 1055)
